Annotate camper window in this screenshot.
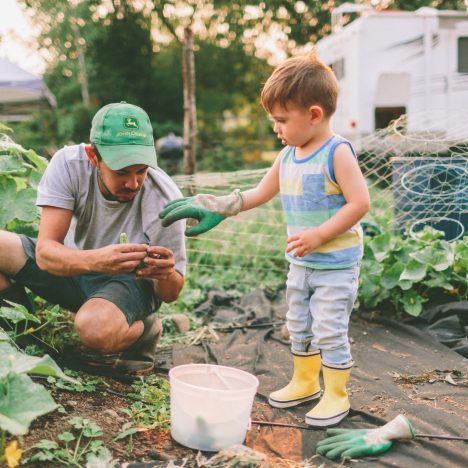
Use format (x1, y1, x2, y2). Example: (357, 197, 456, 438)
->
(375, 107, 406, 131)
(458, 37, 468, 73)
(330, 58, 345, 80)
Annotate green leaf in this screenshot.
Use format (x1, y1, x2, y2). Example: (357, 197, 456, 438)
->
(0, 179, 38, 228)
(34, 440, 59, 450)
(23, 148, 48, 172)
(0, 328, 9, 341)
(83, 423, 103, 438)
(58, 431, 75, 442)
(409, 246, 435, 265)
(86, 447, 116, 467)
(413, 226, 444, 242)
(400, 259, 427, 282)
(88, 439, 105, 451)
(398, 279, 413, 291)
(0, 155, 28, 176)
(0, 342, 77, 383)
(0, 373, 57, 435)
(0, 302, 41, 324)
(70, 416, 87, 429)
(0, 123, 13, 132)
(369, 232, 393, 262)
(410, 242, 454, 272)
(28, 451, 56, 462)
(401, 291, 426, 317)
(381, 262, 405, 289)
(423, 276, 454, 291)
(454, 238, 468, 271)
(114, 425, 139, 441)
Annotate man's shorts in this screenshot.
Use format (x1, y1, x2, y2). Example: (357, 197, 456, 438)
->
(12, 235, 161, 324)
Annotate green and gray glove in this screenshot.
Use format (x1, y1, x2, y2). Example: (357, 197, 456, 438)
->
(159, 189, 243, 237)
(316, 414, 415, 460)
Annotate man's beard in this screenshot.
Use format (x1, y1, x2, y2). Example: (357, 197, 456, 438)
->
(97, 171, 138, 203)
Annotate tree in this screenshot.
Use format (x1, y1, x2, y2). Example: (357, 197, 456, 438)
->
(87, 2, 155, 108)
(151, 0, 200, 174)
(21, 0, 97, 105)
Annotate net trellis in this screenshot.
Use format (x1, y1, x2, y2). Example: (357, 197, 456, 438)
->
(172, 109, 467, 287)
(360, 109, 467, 242)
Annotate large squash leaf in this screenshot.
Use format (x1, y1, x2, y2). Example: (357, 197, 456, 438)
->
(0, 372, 57, 435)
(0, 178, 38, 228)
(0, 342, 76, 383)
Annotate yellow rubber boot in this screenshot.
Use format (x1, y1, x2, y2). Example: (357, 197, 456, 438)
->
(305, 362, 352, 427)
(268, 351, 322, 408)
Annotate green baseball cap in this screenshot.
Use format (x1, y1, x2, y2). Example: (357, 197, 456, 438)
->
(90, 101, 157, 170)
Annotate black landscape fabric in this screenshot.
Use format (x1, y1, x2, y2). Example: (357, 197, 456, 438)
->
(166, 288, 468, 467)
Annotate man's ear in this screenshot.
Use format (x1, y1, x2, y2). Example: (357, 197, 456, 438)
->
(85, 145, 98, 166)
(309, 105, 324, 124)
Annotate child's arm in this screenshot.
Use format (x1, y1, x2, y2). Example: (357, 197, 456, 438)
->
(159, 155, 281, 236)
(286, 144, 370, 257)
(239, 155, 280, 211)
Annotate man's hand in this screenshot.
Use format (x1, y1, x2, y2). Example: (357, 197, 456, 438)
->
(135, 246, 184, 303)
(286, 228, 326, 257)
(135, 246, 176, 280)
(159, 190, 243, 237)
(93, 243, 149, 274)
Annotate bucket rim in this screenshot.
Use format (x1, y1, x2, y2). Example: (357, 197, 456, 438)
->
(169, 363, 259, 393)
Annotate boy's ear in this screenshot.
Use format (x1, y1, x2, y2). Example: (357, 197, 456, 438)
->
(85, 145, 98, 166)
(309, 105, 324, 123)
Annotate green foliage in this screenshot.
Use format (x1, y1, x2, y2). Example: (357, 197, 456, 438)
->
(47, 369, 102, 393)
(87, 3, 155, 108)
(7, 109, 58, 158)
(123, 375, 171, 429)
(16, 0, 468, 156)
(185, 199, 287, 295)
(0, 301, 41, 343)
(0, 133, 46, 233)
(116, 375, 171, 452)
(56, 103, 98, 145)
(198, 142, 269, 172)
(0, 301, 78, 355)
(0, 341, 76, 438)
(23, 417, 114, 466)
(359, 227, 467, 317)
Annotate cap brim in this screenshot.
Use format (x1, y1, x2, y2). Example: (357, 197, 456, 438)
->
(96, 144, 157, 170)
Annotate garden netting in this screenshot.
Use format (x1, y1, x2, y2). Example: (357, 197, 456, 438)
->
(155, 288, 468, 467)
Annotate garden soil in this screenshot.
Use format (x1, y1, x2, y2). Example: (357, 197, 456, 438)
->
(23, 288, 467, 467)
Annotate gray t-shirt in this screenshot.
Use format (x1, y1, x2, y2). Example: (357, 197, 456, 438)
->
(36, 144, 186, 275)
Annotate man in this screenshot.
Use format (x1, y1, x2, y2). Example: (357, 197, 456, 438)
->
(0, 101, 186, 377)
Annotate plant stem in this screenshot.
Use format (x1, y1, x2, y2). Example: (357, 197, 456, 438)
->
(0, 430, 5, 465)
(73, 430, 83, 461)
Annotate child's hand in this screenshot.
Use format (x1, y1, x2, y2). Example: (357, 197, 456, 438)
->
(286, 228, 325, 257)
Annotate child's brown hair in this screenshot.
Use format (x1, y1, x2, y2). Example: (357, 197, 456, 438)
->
(261, 52, 338, 117)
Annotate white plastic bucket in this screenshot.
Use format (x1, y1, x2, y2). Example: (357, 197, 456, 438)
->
(169, 363, 259, 452)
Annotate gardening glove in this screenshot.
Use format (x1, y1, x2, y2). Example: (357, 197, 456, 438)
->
(159, 189, 243, 236)
(316, 414, 415, 460)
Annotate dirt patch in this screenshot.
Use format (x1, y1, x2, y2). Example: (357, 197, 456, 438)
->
(19, 375, 308, 467)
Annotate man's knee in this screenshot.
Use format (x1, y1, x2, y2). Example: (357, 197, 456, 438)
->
(74, 298, 134, 353)
(0, 231, 27, 277)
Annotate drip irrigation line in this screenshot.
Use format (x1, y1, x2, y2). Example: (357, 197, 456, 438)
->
(414, 433, 468, 441)
(251, 420, 468, 441)
(252, 420, 312, 430)
(215, 319, 285, 331)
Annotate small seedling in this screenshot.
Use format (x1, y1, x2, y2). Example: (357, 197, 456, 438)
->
(23, 417, 111, 467)
(47, 369, 103, 393)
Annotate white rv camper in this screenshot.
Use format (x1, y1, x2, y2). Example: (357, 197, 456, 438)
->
(315, 5, 468, 147)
